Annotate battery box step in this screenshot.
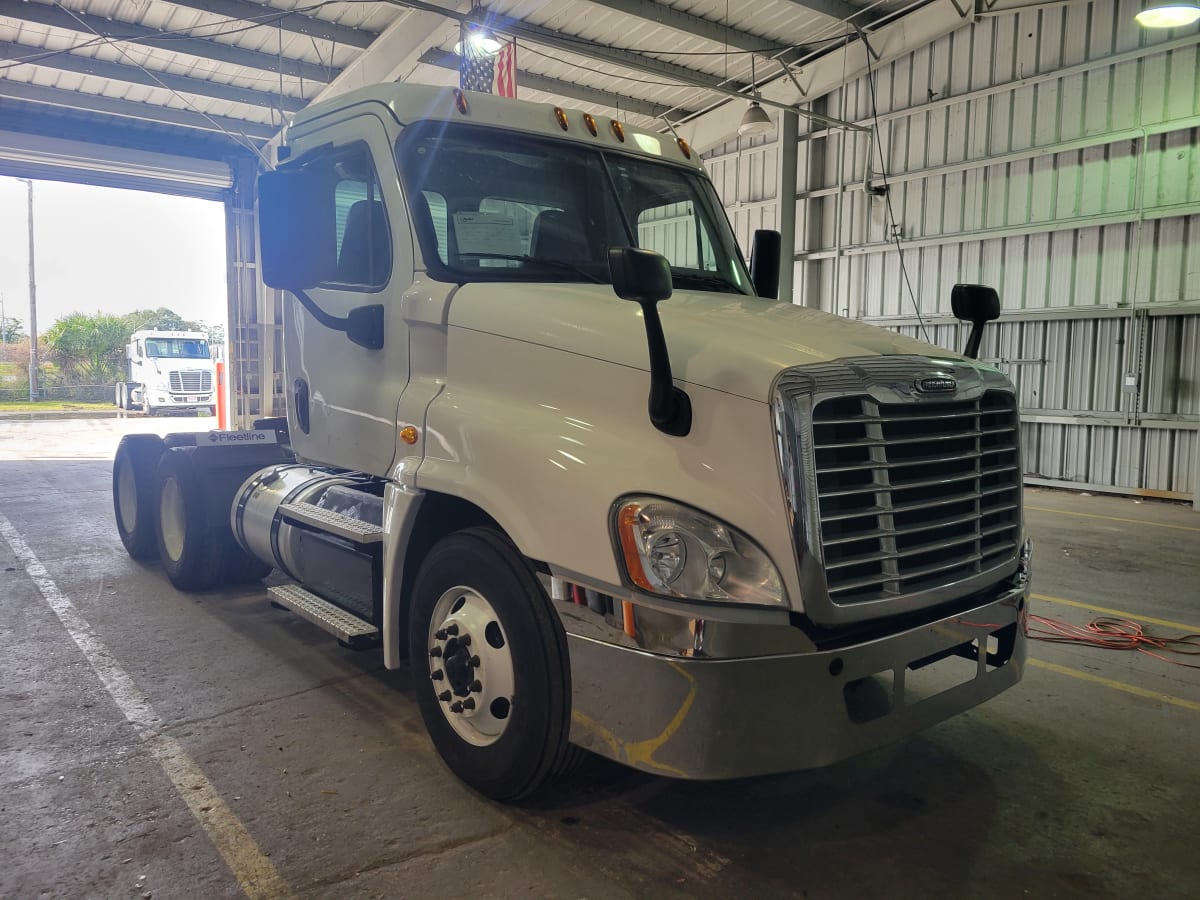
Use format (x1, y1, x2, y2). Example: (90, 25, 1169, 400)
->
(278, 501, 383, 544)
(268, 584, 379, 648)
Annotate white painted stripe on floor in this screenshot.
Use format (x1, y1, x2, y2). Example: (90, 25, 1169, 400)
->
(0, 512, 292, 900)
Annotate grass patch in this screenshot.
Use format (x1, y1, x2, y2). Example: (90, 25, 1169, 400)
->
(0, 400, 115, 412)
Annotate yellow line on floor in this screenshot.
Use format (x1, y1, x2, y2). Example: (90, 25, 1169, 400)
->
(1029, 659, 1200, 712)
(1025, 505, 1200, 533)
(1031, 593, 1200, 634)
(0, 513, 292, 900)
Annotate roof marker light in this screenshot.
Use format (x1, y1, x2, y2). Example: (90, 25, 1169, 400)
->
(610, 120, 625, 142)
(452, 89, 469, 115)
(554, 107, 569, 130)
(583, 113, 598, 136)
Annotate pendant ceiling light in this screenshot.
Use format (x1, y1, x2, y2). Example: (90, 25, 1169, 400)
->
(1134, 3, 1200, 27)
(455, 2, 503, 56)
(739, 101, 774, 136)
(738, 56, 775, 137)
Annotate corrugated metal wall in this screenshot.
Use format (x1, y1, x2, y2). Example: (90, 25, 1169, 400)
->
(789, 0, 1199, 502)
(704, 131, 781, 257)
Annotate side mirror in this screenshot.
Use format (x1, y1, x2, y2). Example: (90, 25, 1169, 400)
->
(750, 229, 781, 299)
(951, 284, 1001, 359)
(608, 247, 690, 437)
(257, 168, 335, 290)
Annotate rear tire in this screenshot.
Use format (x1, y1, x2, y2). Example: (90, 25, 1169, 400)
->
(154, 446, 280, 591)
(113, 434, 166, 560)
(155, 448, 224, 590)
(409, 528, 574, 801)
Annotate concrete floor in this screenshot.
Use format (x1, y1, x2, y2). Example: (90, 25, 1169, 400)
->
(1, 417, 1197, 899)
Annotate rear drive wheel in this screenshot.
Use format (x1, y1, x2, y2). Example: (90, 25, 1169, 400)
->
(112, 434, 166, 560)
(154, 446, 276, 590)
(409, 528, 574, 801)
(155, 448, 224, 590)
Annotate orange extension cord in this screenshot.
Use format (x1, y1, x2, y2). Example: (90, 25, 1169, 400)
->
(1023, 611, 1200, 670)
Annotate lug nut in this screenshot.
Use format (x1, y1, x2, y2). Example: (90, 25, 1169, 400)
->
(435, 629, 447, 640)
(431, 670, 444, 681)
(462, 698, 476, 710)
(445, 624, 459, 636)
(470, 680, 482, 693)
(429, 647, 442, 658)
(460, 634, 471, 646)
(437, 691, 452, 702)
(470, 656, 481, 667)
(450, 701, 464, 713)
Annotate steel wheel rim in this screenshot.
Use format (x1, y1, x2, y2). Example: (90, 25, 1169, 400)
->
(159, 476, 186, 563)
(427, 585, 516, 747)
(116, 455, 138, 533)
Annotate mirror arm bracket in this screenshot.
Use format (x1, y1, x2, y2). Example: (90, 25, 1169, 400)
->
(638, 300, 692, 437)
(289, 289, 384, 350)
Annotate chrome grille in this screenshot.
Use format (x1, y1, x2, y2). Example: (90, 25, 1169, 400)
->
(812, 391, 1021, 603)
(169, 370, 212, 393)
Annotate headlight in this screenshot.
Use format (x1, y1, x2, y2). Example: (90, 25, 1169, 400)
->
(614, 496, 785, 607)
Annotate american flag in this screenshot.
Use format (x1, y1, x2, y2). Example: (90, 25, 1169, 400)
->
(459, 39, 517, 98)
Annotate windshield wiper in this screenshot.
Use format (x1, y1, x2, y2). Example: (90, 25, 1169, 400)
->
(454, 253, 606, 284)
(671, 271, 745, 294)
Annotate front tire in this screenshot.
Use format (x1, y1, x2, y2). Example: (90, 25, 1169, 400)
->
(409, 528, 574, 801)
(113, 434, 166, 560)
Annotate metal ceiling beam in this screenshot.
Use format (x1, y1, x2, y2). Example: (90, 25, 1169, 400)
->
(0, 39, 306, 113)
(0, 79, 279, 141)
(0, 98, 254, 163)
(158, 0, 377, 49)
(578, 0, 793, 53)
(0, 0, 337, 82)
(386, 1, 751, 96)
(419, 48, 693, 120)
(778, 0, 880, 24)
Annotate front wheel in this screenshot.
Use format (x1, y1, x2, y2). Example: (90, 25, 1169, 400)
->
(409, 528, 575, 801)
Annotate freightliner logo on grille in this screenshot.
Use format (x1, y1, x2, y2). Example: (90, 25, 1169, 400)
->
(915, 375, 957, 393)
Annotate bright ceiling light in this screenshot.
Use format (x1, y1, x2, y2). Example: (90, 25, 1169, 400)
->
(1134, 4, 1200, 27)
(455, 29, 504, 56)
(738, 101, 774, 137)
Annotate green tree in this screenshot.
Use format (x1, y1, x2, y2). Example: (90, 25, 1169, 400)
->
(0, 316, 25, 344)
(125, 307, 202, 332)
(44, 312, 130, 385)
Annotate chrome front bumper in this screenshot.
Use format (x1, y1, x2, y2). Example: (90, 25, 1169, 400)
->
(566, 585, 1026, 780)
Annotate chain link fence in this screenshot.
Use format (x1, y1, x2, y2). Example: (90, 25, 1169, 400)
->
(0, 384, 115, 403)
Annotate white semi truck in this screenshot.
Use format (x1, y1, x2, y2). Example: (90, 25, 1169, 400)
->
(112, 84, 1030, 800)
(115, 329, 216, 416)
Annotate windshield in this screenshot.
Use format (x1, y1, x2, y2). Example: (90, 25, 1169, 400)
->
(145, 338, 210, 359)
(396, 122, 752, 295)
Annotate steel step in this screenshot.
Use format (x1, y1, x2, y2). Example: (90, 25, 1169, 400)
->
(279, 501, 383, 544)
(268, 584, 379, 647)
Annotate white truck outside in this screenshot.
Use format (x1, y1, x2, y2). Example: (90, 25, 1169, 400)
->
(115, 329, 216, 416)
(111, 84, 1031, 801)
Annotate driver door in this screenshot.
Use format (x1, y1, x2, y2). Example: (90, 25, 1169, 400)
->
(282, 115, 415, 476)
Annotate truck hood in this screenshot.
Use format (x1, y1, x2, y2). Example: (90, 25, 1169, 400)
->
(448, 283, 957, 401)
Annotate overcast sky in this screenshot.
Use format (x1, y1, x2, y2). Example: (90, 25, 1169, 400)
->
(0, 176, 228, 333)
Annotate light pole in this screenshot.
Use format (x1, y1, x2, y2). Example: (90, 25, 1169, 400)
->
(16, 178, 38, 402)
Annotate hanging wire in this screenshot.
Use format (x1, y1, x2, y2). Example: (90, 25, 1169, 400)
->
(51, 2, 272, 166)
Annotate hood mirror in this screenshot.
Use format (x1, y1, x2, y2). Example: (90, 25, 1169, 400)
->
(609, 247, 691, 437)
(951, 284, 1000, 359)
